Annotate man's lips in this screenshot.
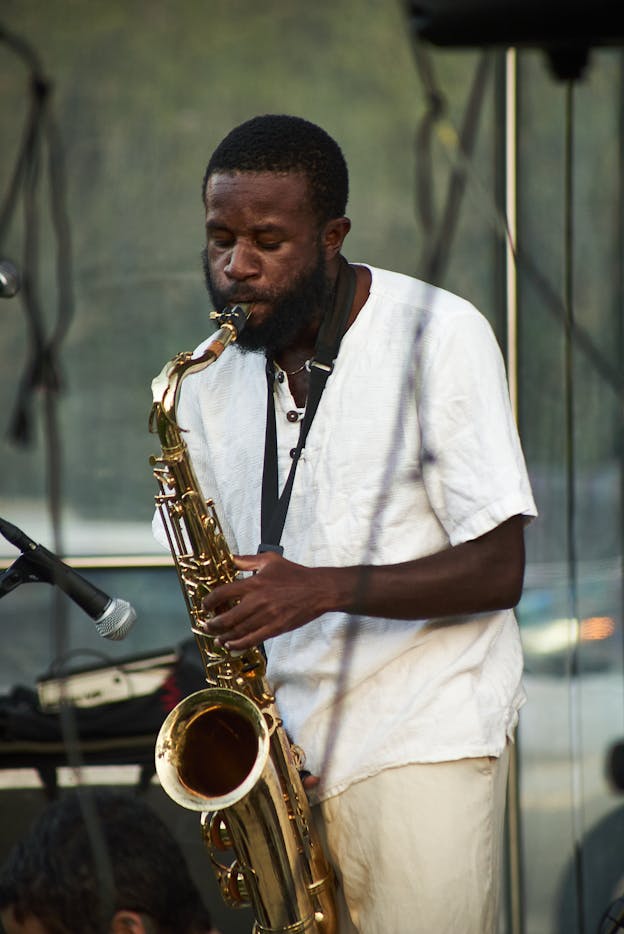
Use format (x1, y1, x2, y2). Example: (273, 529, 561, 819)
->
(228, 294, 268, 305)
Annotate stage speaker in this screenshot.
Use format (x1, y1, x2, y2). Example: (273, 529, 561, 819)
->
(405, 0, 623, 79)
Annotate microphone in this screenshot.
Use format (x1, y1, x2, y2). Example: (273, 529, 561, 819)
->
(0, 517, 137, 640)
(0, 260, 20, 298)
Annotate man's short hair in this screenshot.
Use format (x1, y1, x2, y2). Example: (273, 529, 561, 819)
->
(202, 114, 349, 224)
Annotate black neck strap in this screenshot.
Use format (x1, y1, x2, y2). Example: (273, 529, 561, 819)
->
(259, 257, 357, 554)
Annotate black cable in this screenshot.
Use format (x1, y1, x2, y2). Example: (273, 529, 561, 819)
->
(0, 31, 70, 449)
(617, 52, 624, 755)
(562, 80, 586, 934)
(408, 35, 624, 407)
(0, 24, 114, 925)
(413, 43, 494, 283)
(412, 42, 447, 240)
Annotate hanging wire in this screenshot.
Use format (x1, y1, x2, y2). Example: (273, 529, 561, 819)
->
(408, 32, 624, 405)
(413, 44, 494, 283)
(618, 52, 624, 774)
(0, 24, 74, 456)
(0, 24, 115, 926)
(562, 79, 587, 934)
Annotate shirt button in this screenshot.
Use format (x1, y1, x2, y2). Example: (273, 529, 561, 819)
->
(286, 410, 299, 422)
(277, 371, 285, 383)
(290, 448, 297, 458)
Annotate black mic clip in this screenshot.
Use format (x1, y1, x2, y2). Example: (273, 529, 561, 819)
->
(0, 551, 47, 598)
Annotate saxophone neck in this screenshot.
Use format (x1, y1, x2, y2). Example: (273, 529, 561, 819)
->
(149, 302, 251, 433)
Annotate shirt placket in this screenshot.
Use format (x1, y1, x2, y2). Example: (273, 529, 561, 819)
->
(272, 375, 306, 493)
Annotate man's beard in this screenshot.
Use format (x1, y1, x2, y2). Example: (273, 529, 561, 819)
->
(201, 247, 333, 357)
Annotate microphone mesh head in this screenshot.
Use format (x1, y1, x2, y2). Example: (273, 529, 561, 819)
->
(95, 599, 137, 640)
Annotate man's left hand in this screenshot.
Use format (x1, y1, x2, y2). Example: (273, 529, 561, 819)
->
(200, 551, 331, 649)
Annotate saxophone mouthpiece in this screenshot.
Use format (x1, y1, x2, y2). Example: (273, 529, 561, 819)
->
(209, 303, 252, 338)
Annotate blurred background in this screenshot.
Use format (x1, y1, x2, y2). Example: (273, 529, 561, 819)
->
(0, 2, 622, 932)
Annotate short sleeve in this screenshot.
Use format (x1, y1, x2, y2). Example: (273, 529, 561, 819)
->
(418, 308, 537, 545)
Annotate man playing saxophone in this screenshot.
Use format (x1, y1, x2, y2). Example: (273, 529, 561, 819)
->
(155, 114, 537, 934)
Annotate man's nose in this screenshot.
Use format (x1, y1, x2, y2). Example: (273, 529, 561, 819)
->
(224, 241, 258, 280)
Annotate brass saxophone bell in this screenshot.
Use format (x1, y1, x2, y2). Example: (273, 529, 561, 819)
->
(155, 688, 270, 812)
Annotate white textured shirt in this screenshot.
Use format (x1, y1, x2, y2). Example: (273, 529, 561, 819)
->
(154, 265, 537, 800)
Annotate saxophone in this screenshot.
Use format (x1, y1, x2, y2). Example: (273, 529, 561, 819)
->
(149, 304, 337, 934)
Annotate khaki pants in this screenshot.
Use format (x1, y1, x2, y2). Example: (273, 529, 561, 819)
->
(317, 746, 510, 934)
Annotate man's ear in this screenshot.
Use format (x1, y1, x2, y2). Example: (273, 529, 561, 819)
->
(322, 216, 351, 260)
(110, 910, 148, 934)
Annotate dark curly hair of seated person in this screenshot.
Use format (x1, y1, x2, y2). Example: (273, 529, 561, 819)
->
(0, 788, 216, 934)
